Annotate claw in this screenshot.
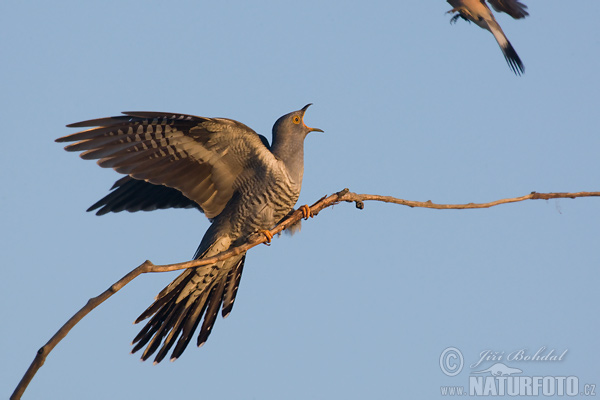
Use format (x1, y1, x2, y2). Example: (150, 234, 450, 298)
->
(299, 204, 313, 220)
(259, 229, 273, 244)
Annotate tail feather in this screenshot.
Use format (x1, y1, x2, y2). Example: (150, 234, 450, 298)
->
(131, 300, 177, 354)
(197, 278, 227, 347)
(131, 318, 157, 348)
(153, 301, 194, 363)
(140, 301, 186, 361)
(131, 254, 246, 363)
(488, 20, 524, 75)
(222, 255, 245, 318)
(170, 290, 211, 360)
(134, 275, 188, 324)
(155, 268, 194, 302)
(500, 41, 524, 75)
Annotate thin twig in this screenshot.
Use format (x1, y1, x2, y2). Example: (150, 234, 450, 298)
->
(11, 189, 599, 399)
(338, 190, 600, 210)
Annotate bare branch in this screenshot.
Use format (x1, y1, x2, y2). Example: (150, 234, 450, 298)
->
(12, 189, 599, 399)
(337, 190, 600, 210)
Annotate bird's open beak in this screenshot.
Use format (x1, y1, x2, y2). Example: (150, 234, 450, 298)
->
(301, 103, 324, 133)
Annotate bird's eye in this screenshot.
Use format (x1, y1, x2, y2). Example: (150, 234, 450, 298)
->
(292, 116, 301, 124)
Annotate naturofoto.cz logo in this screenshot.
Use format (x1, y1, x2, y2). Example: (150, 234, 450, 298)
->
(439, 346, 596, 397)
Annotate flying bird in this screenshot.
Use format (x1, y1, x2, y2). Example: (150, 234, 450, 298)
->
(446, 0, 528, 75)
(56, 105, 322, 363)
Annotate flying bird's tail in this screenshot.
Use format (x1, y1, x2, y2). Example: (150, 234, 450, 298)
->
(131, 247, 245, 364)
(487, 19, 524, 75)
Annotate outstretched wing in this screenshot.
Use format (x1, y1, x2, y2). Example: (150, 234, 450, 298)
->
(57, 112, 274, 219)
(488, 0, 529, 19)
(87, 176, 200, 215)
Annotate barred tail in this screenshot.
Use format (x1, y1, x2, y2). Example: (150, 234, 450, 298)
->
(131, 254, 245, 363)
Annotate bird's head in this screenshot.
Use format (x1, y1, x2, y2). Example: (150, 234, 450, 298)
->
(272, 103, 323, 140)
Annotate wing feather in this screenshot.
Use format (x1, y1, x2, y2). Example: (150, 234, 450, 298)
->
(57, 112, 274, 218)
(488, 0, 529, 19)
(87, 177, 198, 215)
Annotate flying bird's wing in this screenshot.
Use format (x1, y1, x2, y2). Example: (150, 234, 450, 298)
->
(57, 112, 274, 219)
(488, 0, 529, 19)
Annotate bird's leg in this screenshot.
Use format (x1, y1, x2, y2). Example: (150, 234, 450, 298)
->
(298, 204, 313, 220)
(450, 13, 470, 24)
(258, 229, 273, 245)
(447, 8, 470, 24)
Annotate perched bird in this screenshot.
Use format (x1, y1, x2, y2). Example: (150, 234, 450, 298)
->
(446, 0, 528, 75)
(56, 105, 322, 363)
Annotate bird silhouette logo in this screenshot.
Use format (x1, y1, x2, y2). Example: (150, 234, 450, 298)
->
(472, 362, 523, 376)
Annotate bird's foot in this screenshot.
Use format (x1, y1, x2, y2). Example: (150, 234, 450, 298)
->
(299, 204, 313, 220)
(258, 229, 273, 245)
(449, 14, 460, 24)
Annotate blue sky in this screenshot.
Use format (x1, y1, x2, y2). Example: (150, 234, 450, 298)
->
(2, 1, 599, 399)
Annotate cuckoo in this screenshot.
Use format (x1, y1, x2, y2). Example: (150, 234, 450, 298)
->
(56, 104, 322, 363)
